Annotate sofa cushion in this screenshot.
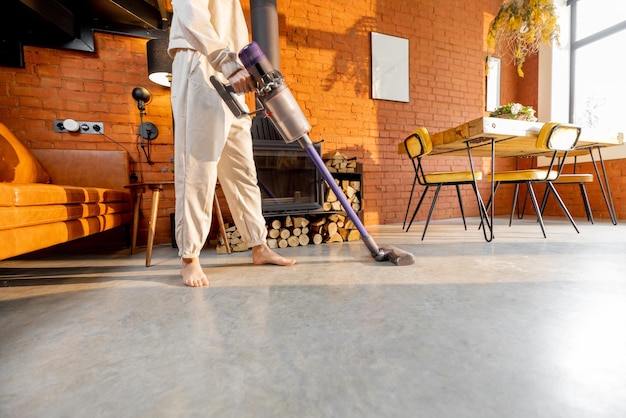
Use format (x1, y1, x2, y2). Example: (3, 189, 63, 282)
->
(0, 202, 131, 231)
(0, 212, 132, 261)
(0, 183, 131, 207)
(0, 123, 51, 184)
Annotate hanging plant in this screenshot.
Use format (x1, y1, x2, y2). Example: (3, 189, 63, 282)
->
(487, 0, 560, 77)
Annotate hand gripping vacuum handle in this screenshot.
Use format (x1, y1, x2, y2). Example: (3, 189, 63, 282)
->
(209, 76, 254, 119)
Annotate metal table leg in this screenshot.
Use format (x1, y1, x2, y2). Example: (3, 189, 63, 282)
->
(588, 146, 618, 225)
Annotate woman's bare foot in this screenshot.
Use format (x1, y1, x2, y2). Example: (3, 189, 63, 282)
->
(252, 243, 296, 266)
(181, 258, 209, 287)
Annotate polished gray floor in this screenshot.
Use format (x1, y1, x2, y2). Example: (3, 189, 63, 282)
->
(2, 217, 626, 417)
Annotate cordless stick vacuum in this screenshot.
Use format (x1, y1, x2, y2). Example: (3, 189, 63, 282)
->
(210, 42, 414, 266)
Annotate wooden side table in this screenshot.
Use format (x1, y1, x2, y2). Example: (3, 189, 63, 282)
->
(125, 181, 231, 267)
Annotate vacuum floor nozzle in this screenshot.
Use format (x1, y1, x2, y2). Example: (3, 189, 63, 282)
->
(377, 246, 416, 266)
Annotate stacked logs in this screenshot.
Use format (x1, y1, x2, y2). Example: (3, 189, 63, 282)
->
(266, 216, 313, 248)
(309, 213, 362, 243)
(323, 178, 361, 212)
(216, 214, 362, 253)
(265, 214, 361, 249)
(324, 151, 358, 173)
(323, 151, 361, 212)
(215, 224, 247, 254)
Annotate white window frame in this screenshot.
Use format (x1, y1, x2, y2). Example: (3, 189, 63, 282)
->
(538, 0, 626, 161)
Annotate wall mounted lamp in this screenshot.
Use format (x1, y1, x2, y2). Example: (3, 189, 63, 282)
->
(132, 86, 158, 165)
(147, 38, 173, 87)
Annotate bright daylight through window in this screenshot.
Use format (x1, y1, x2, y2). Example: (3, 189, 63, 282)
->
(570, 0, 626, 132)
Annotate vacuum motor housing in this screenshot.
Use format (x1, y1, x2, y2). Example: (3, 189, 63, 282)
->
(239, 42, 311, 143)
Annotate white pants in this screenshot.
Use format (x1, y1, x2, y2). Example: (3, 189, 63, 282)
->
(170, 49, 267, 258)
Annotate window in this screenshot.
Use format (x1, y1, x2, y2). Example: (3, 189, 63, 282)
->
(569, 0, 626, 131)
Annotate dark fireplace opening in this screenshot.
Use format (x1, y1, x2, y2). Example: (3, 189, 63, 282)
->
(253, 139, 325, 216)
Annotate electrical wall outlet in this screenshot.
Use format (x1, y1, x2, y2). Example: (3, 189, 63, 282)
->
(54, 120, 104, 135)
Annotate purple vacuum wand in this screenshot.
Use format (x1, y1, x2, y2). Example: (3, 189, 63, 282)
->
(211, 42, 414, 266)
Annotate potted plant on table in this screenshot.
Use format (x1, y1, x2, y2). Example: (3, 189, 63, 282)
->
(490, 102, 538, 122)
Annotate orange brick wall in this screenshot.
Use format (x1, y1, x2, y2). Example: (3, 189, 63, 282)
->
(2, 1, 621, 248)
(515, 54, 538, 112)
(238, 1, 518, 229)
(245, 0, 515, 226)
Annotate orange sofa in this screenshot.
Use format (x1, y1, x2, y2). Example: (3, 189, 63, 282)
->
(0, 122, 133, 260)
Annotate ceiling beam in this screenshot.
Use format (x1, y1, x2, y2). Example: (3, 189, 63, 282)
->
(106, 0, 163, 30)
(19, 0, 76, 38)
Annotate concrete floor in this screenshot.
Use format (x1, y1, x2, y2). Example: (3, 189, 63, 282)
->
(1, 217, 626, 418)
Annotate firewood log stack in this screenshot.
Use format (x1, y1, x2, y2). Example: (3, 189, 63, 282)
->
(216, 214, 362, 254)
(322, 151, 361, 212)
(323, 178, 361, 212)
(309, 213, 361, 243)
(324, 151, 358, 173)
(216, 224, 248, 254)
(265, 216, 312, 249)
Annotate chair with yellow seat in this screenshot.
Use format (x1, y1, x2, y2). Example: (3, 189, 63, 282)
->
(403, 127, 488, 240)
(516, 151, 594, 224)
(544, 173, 594, 222)
(538, 149, 595, 223)
(486, 122, 583, 237)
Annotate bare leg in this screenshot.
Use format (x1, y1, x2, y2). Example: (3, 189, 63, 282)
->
(252, 243, 296, 266)
(181, 258, 209, 287)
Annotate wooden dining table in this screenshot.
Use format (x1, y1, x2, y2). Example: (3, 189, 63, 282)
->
(400, 116, 624, 158)
(398, 117, 625, 239)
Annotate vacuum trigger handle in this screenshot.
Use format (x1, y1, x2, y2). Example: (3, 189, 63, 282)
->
(209, 76, 249, 119)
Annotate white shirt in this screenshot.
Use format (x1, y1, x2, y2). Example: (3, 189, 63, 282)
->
(168, 0, 249, 78)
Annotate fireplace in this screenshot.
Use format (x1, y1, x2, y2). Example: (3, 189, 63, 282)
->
(253, 139, 325, 215)
(248, 1, 324, 216)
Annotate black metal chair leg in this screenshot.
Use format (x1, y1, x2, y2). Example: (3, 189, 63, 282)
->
(539, 183, 550, 213)
(406, 186, 430, 233)
(455, 185, 467, 230)
(421, 184, 442, 240)
(546, 182, 579, 233)
(517, 185, 530, 219)
(509, 184, 520, 227)
(526, 182, 547, 238)
(403, 176, 418, 230)
(579, 183, 594, 224)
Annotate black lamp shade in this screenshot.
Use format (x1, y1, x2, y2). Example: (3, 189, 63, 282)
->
(132, 86, 151, 106)
(147, 38, 173, 87)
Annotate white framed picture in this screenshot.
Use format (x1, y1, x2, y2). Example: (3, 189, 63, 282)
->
(371, 32, 409, 103)
(486, 56, 501, 111)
